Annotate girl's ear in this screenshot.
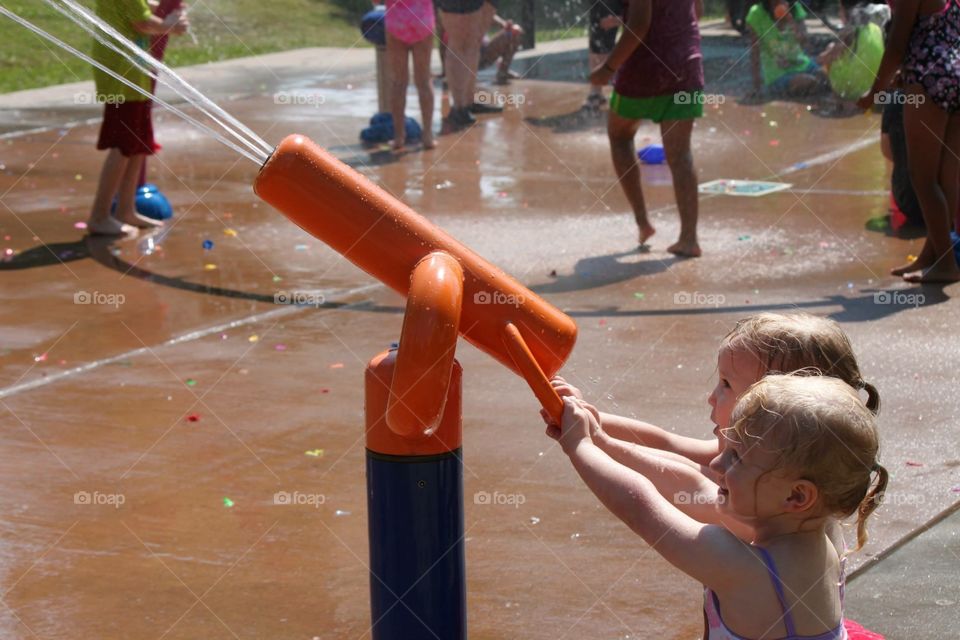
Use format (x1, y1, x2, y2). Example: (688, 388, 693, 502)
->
(784, 479, 819, 513)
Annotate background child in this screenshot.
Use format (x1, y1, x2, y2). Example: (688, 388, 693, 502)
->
(87, 0, 189, 236)
(384, 0, 436, 151)
(549, 375, 887, 639)
(746, 0, 825, 98)
(858, 0, 960, 283)
(590, 0, 705, 257)
(478, 12, 523, 85)
(583, 0, 623, 110)
(817, 5, 886, 104)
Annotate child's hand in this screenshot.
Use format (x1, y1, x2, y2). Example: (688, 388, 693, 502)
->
(540, 376, 583, 426)
(599, 15, 621, 30)
(545, 396, 598, 455)
(551, 375, 583, 400)
(856, 89, 876, 111)
(589, 64, 615, 86)
(164, 9, 190, 35)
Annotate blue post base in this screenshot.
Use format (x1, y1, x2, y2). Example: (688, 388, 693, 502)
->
(366, 449, 466, 640)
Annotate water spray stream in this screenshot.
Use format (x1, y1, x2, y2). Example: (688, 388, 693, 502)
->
(53, 0, 273, 156)
(39, 0, 270, 162)
(0, 5, 267, 166)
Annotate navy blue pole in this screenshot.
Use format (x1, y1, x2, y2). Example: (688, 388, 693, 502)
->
(366, 449, 466, 639)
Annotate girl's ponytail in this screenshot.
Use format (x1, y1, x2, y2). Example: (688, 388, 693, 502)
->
(861, 381, 881, 416)
(855, 463, 888, 551)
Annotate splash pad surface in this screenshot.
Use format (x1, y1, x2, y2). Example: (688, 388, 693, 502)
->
(0, 47, 958, 639)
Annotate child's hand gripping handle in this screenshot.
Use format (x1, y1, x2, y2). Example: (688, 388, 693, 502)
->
(501, 322, 565, 425)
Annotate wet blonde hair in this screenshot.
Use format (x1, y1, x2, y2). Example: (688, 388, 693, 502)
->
(720, 313, 880, 414)
(728, 375, 888, 550)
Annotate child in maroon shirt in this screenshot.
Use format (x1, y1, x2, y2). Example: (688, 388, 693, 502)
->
(590, 0, 704, 257)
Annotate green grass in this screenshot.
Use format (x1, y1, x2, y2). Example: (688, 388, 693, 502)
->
(0, 0, 368, 94)
(0, 0, 738, 94)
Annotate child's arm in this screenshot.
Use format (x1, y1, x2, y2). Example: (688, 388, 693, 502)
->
(599, 413, 719, 465)
(590, 427, 755, 540)
(550, 397, 753, 589)
(549, 377, 719, 466)
(857, 0, 919, 108)
(133, 8, 189, 36)
(588, 0, 652, 85)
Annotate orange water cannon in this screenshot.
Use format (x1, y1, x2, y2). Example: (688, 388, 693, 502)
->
(254, 134, 577, 639)
(254, 134, 575, 426)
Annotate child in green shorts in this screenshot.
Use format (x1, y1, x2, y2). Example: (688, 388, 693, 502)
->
(589, 0, 705, 257)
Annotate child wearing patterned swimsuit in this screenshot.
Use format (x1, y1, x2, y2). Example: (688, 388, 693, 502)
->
(859, 0, 960, 283)
(384, 0, 437, 150)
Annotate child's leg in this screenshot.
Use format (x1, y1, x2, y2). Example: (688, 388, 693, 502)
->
(942, 112, 960, 234)
(461, 10, 486, 108)
(900, 92, 960, 281)
(88, 148, 131, 235)
(411, 36, 436, 149)
(607, 111, 655, 245)
(497, 32, 520, 80)
(440, 11, 474, 111)
(787, 73, 822, 97)
(479, 29, 506, 71)
(588, 53, 607, 97)
(114, 153, 162, 228)
(661, 118, 702, 257)
(386, 33, 411, 150)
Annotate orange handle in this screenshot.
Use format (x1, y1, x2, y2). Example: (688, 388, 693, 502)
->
(386, 252, 464, 439)
(254, 135, 577, 379)
(501, 322, 564, 425)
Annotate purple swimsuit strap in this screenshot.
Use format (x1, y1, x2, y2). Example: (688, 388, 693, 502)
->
(756, 546, 798, 638)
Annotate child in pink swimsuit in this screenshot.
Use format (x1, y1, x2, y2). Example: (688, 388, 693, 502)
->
(384, 0, 437, 150)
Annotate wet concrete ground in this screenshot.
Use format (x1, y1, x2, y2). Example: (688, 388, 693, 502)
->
(1, 37, 958, 639)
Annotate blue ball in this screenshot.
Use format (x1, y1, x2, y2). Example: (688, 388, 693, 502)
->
(361, 6, 386, 46)
(136, 184, 173, 220)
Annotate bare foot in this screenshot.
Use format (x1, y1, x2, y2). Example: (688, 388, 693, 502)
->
(392, 139, 406, 153)
(638, 222, 656, 246)
(891, 253, 933, 276)
(115, 212, 164, 229)
(903, 264, 960, 283)
(667, 239, 702, 257)
(422, 135, 436, 150)
(87, 216, 136, 236)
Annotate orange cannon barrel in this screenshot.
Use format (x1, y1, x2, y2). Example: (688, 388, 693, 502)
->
(254, 135, 577, 379)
